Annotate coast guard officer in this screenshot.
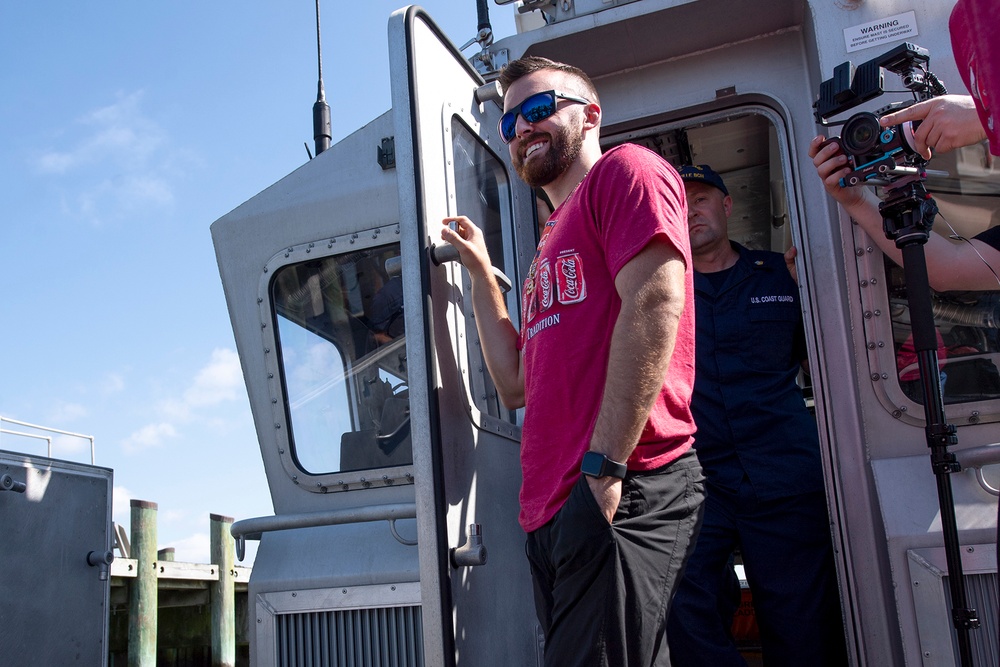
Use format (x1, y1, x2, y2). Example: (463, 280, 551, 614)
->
(666, 165, 847, 666)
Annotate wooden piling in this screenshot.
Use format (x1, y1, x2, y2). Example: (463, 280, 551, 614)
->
(128, 500, 158, 667)
(210, 513, 236, 667)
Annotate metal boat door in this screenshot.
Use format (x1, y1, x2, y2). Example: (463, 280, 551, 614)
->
(388, 7, 541, 666)
(0, 451, 113, 665)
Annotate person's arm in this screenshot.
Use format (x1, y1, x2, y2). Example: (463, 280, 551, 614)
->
(441, 216, 525, 409)
(809, 136, 1000, 292)
(585, 238, 688, 522)
(784, 245, 799, 286)
(879, 94, 988, 159)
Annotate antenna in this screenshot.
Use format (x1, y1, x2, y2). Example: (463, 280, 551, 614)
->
(312, 0, 332, 156)
(461, 0, 494, 51)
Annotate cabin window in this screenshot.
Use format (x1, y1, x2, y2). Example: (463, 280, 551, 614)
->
(450, 118, 519, 423)
(269, 243, 410, 474)
(879, 146, 1000, 407)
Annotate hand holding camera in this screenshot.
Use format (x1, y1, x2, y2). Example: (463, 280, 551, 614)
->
(813, 42, 946, 189)
(879, 94, 987, 159)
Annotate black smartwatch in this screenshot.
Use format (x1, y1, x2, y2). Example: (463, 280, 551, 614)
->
(580, 451, 627, 479)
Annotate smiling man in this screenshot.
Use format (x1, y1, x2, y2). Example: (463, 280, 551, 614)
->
(441, 57, 704, 666)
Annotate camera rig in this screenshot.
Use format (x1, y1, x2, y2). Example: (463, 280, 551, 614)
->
(814, 42, 947, 187)
(815, 44, 982, 666)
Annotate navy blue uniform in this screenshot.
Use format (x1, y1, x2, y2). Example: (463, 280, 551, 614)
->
(667, 243, 846, 666)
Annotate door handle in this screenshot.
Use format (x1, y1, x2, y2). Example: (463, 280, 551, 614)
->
(0, 473, 26, 493)
(430, 243, 513, 293)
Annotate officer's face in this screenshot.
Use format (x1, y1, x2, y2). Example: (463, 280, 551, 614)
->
(686, 182, 733, 254)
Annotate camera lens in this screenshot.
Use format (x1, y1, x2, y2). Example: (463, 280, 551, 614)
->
(842, 112, 881, 155)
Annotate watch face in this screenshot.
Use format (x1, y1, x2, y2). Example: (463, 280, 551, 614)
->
(581, 451, 605, 477)
(582, 451, 626, 478)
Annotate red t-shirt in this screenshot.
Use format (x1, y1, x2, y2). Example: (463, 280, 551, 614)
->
(951, 0, 999, 156)
(516, 143, 696, 532)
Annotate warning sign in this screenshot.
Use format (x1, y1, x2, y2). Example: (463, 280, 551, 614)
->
(843, 11, 918, 54)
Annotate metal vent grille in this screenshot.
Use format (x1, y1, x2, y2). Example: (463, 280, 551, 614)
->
(945, 571, 999, 667)
(276, 605, 424, 667)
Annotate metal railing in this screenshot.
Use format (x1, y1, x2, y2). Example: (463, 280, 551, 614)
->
(0, 416, 96, 464)
(956, 443, 1000, 497)
(230, 503, 418, 561)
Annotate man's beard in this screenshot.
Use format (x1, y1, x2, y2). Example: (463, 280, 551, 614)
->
(513, 123, 583, 188)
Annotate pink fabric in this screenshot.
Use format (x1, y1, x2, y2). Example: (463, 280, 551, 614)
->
(516, 143, 696, 532)
(951, 0, 1000, 156)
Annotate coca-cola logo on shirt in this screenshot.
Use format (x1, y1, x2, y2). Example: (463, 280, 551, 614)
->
(538, 258, 553, 312)
(556, 252, 586, 304)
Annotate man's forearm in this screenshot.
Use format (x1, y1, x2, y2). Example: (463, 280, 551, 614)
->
(588, 244, 687, 463)
(467, 270, 525, 409)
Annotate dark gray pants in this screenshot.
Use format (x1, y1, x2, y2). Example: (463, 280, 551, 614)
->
(526, 449, 705, 667)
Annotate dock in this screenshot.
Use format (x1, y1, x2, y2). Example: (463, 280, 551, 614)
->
(108, 500, 253, 666)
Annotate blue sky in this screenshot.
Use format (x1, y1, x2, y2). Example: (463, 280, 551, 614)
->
(1, 2, 515, 564)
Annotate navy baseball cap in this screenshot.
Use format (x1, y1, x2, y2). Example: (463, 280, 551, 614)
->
(678, 164, 729, 196)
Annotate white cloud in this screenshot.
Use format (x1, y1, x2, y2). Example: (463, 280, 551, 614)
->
(112, 485, 134, 523)
(120, 348, 244, 454)
(162, 348, 243, 420)
(185, 348, 243, 407)
(52, 432, 91, 456)
(43, 401, 88, 424)
(121, 422, 177, 453)
(31, 90, 192, 225)
(170, 531, 211, 564)
(35, 91, 164, 175)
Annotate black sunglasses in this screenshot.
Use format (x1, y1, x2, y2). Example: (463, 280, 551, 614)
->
(498, 90, 590, 144)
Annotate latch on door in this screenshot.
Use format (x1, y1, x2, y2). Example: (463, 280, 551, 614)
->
(450, 523, 488, 568)
(0, 473, 26, 493)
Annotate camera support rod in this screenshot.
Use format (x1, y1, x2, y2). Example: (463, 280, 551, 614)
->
(879, 179, 980, 667)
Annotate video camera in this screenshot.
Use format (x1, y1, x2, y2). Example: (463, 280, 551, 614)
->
(814, 42, 947, 187)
